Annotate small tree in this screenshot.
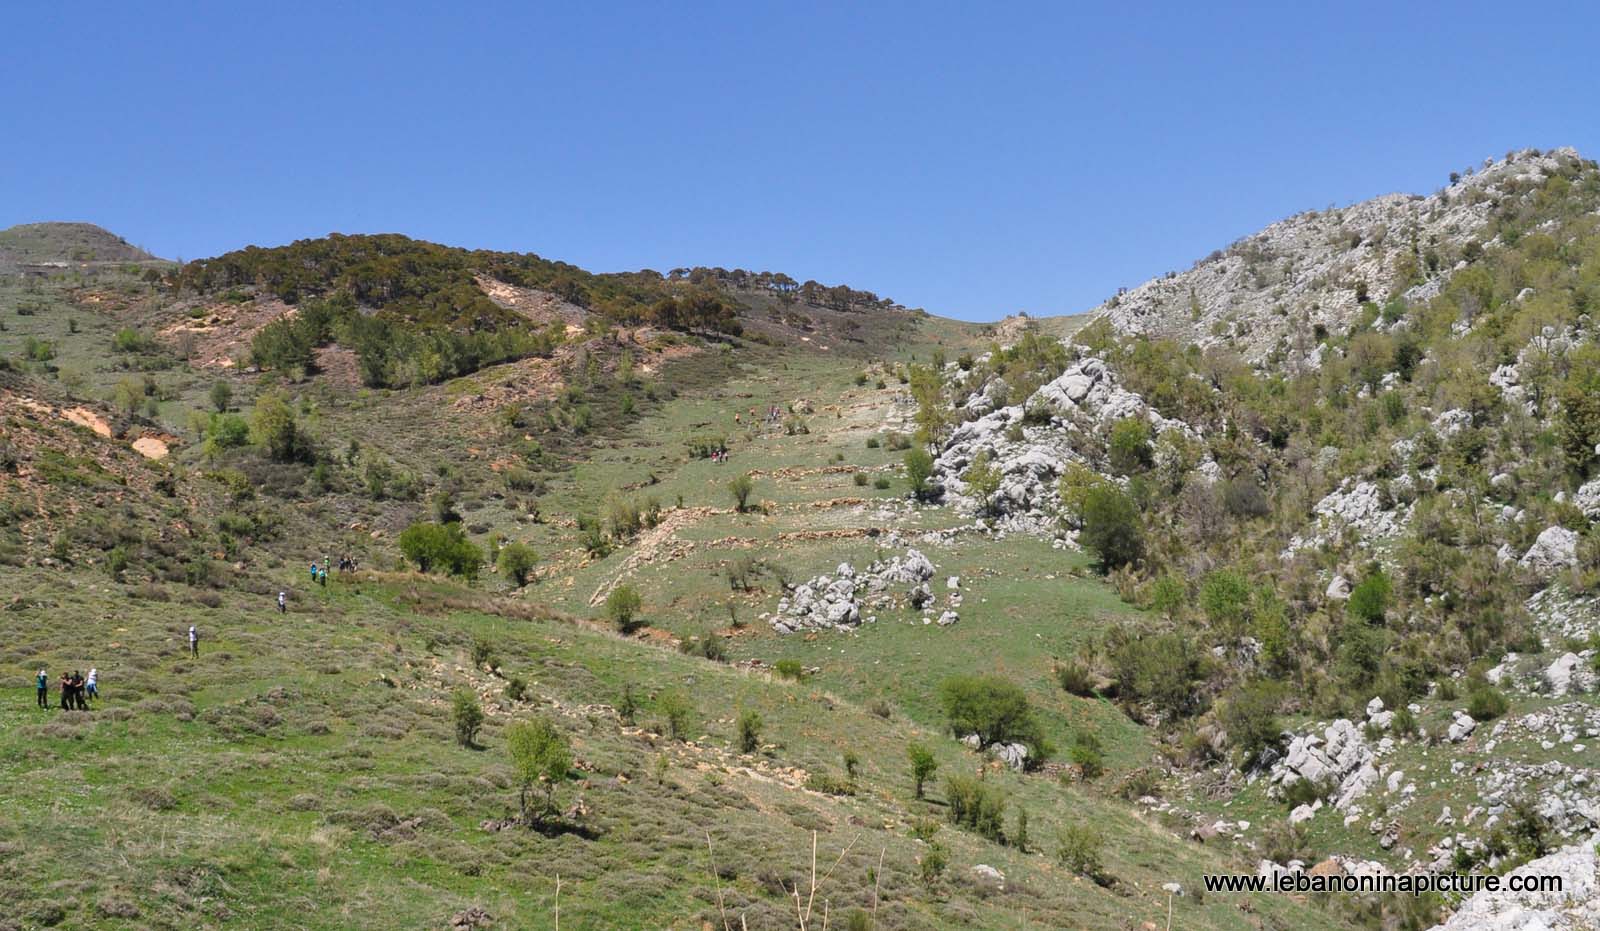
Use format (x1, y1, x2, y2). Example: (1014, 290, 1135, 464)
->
(728, 473, 755, 513)
(452, 689, 484, 747)
(938, 675, 1049, 761)
(209, 380, 233, 413)
(659, 689, 692, 740)
(506, 717, 571, 825)
(250, 391, 303, 462)
(618, 683, 638, 725)
(605, 584, 643, 633)
(961, 450, 1002, 515)
(904, 448, 935, 501)
(736, 710, 762, 753)
(908, 742, 938, 799)
(1107, 417, 1153, 475)
(1079, 484, 1143, 572)
(497, 542, 539, 587)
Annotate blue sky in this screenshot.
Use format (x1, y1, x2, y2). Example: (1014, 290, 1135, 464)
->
(3, 2, 1595, 321)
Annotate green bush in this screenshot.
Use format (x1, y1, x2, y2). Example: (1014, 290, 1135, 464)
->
(605, 585, 643, 633)
(506, 717, 570, 823)
(938, 675, 1048, 762)
(736, 710, 762, 753)
(1068, 730, 1105, 779)
(1107, 417, 1153, 474)
(903, 448, 935, 501)
(728, 473, 756, 512)
(1055, 823, 1108, 884)
(773, 658, 804, 681)
(398, 522, 483, 579)
(1468, 685, 1510, 720)
(451, 689, 484, 747)
(1079, 484, 1143, 571)
(907, 742, 938, 798)
(658, 689, 692, 740)
(496, 542, 538, 586)
(943, 774, 1006, 841)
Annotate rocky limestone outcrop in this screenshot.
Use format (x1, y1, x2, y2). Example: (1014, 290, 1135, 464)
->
(1285, 480, 1410, 555)
(1089, 149, 1584, 364)
(935, 356, 1211, 527)
(1430, 834, 1600, 930)
(770, 550, 935, 633)
(1267, 719, 1378, 812)
(1522, 527, 1580, 577)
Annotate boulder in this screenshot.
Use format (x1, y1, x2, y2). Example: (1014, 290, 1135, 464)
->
(1521, 526, 1579, 576)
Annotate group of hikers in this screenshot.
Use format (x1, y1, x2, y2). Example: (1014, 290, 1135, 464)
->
(36, 667, 97, 710)
(309, 554, 359, 587)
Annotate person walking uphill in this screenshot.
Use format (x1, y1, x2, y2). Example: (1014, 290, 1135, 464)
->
(189, 625, 199, 657)
(36, 668, 48, 708)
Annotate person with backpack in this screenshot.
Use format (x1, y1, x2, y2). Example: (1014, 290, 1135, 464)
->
(35, 668, 48, 709)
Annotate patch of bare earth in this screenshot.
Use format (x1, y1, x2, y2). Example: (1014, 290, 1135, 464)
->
(475, 276, 590, 329)
(158, 296, 297, 368)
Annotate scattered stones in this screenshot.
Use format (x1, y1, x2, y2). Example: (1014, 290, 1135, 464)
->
(1448, 711, 1477, 743)
(771, 550, 935, 633)
(1430, 833, 1600, 930)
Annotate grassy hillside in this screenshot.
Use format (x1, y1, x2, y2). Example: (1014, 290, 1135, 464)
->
(0, 240, 1366, 930)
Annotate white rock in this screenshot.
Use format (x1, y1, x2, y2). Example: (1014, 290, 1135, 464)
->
(1521, 526, 1580, 577)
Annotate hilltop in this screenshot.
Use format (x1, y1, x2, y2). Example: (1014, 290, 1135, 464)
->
(0, 221, 163, 267)
(1084, 147, 1591, 364)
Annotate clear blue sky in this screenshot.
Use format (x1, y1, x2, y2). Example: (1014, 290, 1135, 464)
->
(3, 2, 1595, 321)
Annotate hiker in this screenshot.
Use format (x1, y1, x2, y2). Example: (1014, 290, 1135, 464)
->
(35, 668, 48, 709)
(318, 567, 327, 587)
(189, 625, 199, 657)
(58, 671, 71, 710)
(277, 591, 287, 613)
(71, 671, 87, 710)
(309, 562, 319, 582)
(86, 668, 99, 702)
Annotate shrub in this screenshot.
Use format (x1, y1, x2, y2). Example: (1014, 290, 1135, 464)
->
(1108, 417, 1153, 474)
(506, 717, 570, 824)
(605, 585, 643, 633)
(470, 638, 497, 669)
(961, 451, 1002, 515)
(943, 775, 1006, 841)
(1347, 569, 1393, 624)
(1199, 570, 1252, 635)
(873, 476, 891, 490)
(1221, 477, 1271, 518)
(208, 381, 233, 412)
(1107, 630, 1204, 719)
(1055, 658, 1097, 697)
(1079, 484, 1143, 571)
(496, 542, 538, 586)
(1068, 730, 1105, 779)
(919, 842, 948, 885)
(773, 659, 805, 681)
(611, 684, 640, 727)
(843, 750, 861, 781)
(398, 522, 482, 579)
(938, 675, 1049, 761)
(736, 710, 762, 753)
(451, 689, 484, 747)
(658, 690, 692, 740)
(907, 742, 938, 798)
(805, 771, 855, 796)
(853, 472, 868, 487)
(1218, 680, 1282, 768)
(902, 449, 938, 502)
(1467, 685, 1509, 720)
(865, 436, 881, 449)
(505, 677, 528, 702)
(112, 328, 159, 354)
(1055, 823, 1108, 884)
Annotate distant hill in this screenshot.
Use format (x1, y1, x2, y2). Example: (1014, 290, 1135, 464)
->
(0, 221, 162, 266)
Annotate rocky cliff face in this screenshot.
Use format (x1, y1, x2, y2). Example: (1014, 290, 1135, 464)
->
(1086, 148, 1583, 363)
